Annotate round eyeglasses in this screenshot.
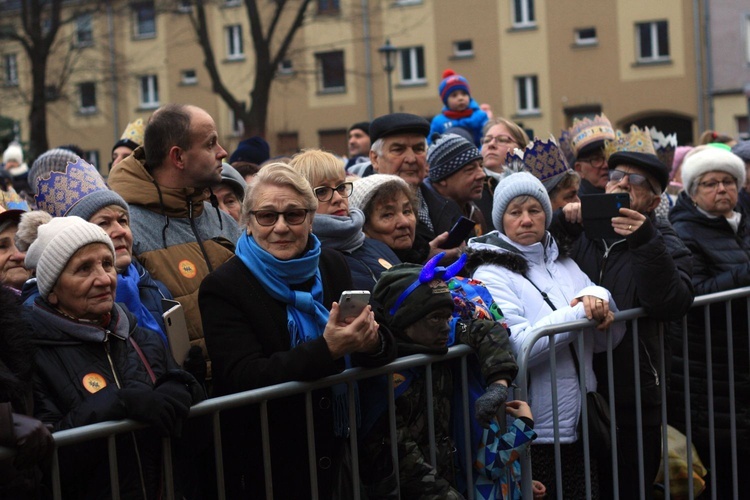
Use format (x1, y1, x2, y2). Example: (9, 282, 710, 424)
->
(313, 182, 353, 202)
(249, 209, 310, 226)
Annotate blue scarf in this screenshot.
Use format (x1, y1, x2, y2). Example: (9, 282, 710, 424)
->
(115, 263, 167, 345)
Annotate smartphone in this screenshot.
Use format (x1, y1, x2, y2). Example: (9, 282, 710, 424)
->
(439, 216, 475, 249)
(338, 290, 371, 319)
(580, 193, 630, 240)
(161, 299, 191, 367)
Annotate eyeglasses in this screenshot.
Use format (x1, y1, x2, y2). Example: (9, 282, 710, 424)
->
(482, 135, 517, 146)
(249, 209, 310, 227)
(578, 156, 607, 169)
(607, 169, 657, 193)
(313, 182, 353, 202)
(698, 178, 737, 191)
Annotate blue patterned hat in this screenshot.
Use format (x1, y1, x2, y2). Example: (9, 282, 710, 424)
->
(35, 157, 128, 220)
(506, 137, 572, 193)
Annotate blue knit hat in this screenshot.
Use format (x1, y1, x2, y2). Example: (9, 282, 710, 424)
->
(438, 69, 471, 105)
(492, 172, 552, 234)
(427, 133, 482, 181)
(229, 136, 271, 165)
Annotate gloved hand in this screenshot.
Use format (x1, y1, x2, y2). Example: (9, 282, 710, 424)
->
(120, 388, 188, 436)
(12, 413, 54, 469)
(475, 383, 509, 428)
(182, 346, 207, 386)
(154, 380, 193, 418)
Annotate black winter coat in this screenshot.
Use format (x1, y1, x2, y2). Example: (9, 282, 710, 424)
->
(667, 192, 750, 451)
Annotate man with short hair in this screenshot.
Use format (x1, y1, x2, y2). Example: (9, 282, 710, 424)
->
(108, 103, 240, 382)
(345, 121, 371, 171)
(568, 114, 616, 195)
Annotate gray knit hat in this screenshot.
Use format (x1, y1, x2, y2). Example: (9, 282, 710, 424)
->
(427, 133, 482, 182)
(492, 171, 553, 234)
(681, 146, 746, 194)
(24, 216, 115, 299)
(218, 163, 247, 201)
(731, 140, 750, 163)
(27, 148, 81, 195)
(349, 174, 411, 214)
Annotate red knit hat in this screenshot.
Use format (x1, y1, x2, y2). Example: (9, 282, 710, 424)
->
(438, 69, 471, 105)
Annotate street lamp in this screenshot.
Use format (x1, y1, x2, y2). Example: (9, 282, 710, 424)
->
(378, 39, 397, 114)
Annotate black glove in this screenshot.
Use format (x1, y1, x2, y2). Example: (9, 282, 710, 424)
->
(12, 413, 54, 469)
(154, 380, 193, 418)
(475, 384, 509, 428)
(120, 388, 188, 436)
(182, 346, 207, 386)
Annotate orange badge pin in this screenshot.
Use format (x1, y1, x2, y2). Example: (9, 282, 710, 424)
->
(178, 260, 197, 279)
(82, 373, 107, 394)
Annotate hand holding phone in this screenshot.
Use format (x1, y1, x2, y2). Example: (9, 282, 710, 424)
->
(438, 216, 475, 249)
(580, 193, 630, 240)
(338, 290, 371, 319)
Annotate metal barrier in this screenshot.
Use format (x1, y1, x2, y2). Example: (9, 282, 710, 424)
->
(2, 288, 748, 499)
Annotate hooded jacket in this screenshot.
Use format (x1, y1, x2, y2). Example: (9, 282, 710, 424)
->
(108, 147, 240, 369)
(467, 231, 625, 443)
(429, 98, 488, 147)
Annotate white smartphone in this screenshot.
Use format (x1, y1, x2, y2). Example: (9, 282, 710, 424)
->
(162, 299, 191, 367)
(338, 290, 371, 319)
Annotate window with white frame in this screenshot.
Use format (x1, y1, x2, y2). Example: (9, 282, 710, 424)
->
(636, 20, 669, 62)
(453, 40, 474, 58)
(278, 59, 294, 75)
(139, 75, 159, 108)
(512, 0, 535, 28)
(3, 54, 18, 86)
(75, 14, 93, 47)
(181, 69, 197, 85)
(230, 108, 244, 136)
(79, 82, 97, 113)
(315, 51, 345, 92)
(575, 27, 597, 46)
(226, 25, 244, 59)
(133, 2, 156, 38)
(515, 75, 539, 115)
(398, 46, 425, 85)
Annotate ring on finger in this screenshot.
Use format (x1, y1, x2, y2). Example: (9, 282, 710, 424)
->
(628, 224, 633, 230)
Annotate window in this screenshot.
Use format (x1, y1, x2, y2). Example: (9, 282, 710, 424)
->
(512, 0, 535, 28)
(575, 27, 597, 46)
(636, 21, 669, 63)
(453, 40, 474, 58)
(738, 116, 749, 140)
(84, 150, 99, 169)
(225, 25, 244, 59)
(181, 69, 197, 85)
(133, 2, 156, 38)
(79, 82, 97, 114)
(3, 54, 17, 86)
(278, 59, 294, 75)
(178, 0, 192, 12)
(317, 0, 340, 15)
(315, 51, 345, 92)
(277, 132, 299, 156)
(398, 46, 425, 85)
(230, 108, 244, 137)
(515, 75, 539, 115)
(139, 75, 159, 108)
(45, 85, 59, 101)
(745, 15, 750, 64)
(224, 0, 241, 6)
(75, 14, 93, 47)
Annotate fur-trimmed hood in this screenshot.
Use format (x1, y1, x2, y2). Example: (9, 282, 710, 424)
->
(465, 230, 571, 277)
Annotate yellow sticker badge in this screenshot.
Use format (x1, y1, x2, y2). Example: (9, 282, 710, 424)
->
(378, 258, 393, 270)
(392, 373, 407, 389)
(178, 260, 197, 279)
(82, 373, 107, 394)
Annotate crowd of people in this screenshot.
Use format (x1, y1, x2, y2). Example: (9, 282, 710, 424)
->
(1, 67, 750, 499)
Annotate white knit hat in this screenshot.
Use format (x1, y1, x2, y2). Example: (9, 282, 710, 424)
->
(681, 146, 746, 194)
(349, 174, 411, 213)
(2, 143, 23, 164)
(24, 216, 115, 299)
(492, 171, 553, 234)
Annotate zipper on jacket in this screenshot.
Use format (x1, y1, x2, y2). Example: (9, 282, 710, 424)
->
(188, 198, 215, 273)
(103, 331, 123, 389)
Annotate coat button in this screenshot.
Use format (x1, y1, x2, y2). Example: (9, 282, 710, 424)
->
(319, 456, 332, 469)
(319, 397, 331, 409)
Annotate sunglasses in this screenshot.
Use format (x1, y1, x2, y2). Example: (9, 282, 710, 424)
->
(249, 209, 310, 227)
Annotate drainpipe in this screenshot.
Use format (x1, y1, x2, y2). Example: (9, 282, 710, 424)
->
(361, 0, 374, 121)
(693, 0, 706, 135)
(704, 0, 714, 130)
(107, 0, 119, 147)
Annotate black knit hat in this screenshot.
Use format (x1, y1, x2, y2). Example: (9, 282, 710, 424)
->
(369, 113, 430, 144)
(348, 121, 370, 135)
(427, 133, 482, 182)
(229, 136, 271, 165)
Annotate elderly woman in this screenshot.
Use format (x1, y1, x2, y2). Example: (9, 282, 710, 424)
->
(19, 215, 200, 498)
(668, 145, 750, 499)
(289, 149, 400, 290)
(0, 195, 31, 294)
(466, 172, 625, 499)
(199, 163, 392, 498)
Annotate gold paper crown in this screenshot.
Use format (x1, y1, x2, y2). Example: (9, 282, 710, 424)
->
(120, 118, 144, 146)
(648, 127, 677, 169)
(568, 114, 615, 157)
(603, 125, 656, 159)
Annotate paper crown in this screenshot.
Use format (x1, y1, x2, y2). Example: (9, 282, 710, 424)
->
(604, 125, 657, 158)
(558, 129, 576, 165)
(505, 136, 571, 192)
(568, 114, 615, 157)
(648, 127, 677, 170)
(120, 118, 144, 145)
(0, 188, 30, 212)
(35, 157, 109, 217)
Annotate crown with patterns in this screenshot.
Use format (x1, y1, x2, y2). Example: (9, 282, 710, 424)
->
(568, 114, 615, 157)
(648, 127, 677, 170)
(603, 125, 657, 159)
(35, 157, 108, 217)
(120, 118, 145, 145)
(503, 136, 570, 190)
(558, 129, 576, 165)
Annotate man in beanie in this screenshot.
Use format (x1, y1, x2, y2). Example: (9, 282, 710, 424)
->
(429, 69, 489, 147)
(426, 133, 489, 238)
(108, 104, 241, 386)
(212, 163, 246, 223)
(110, 118, 145, 169)
(552, 128, 694, 499)
(369, 112, 463, 263)
(345, 121, 371, 172)
(359, 254, 519, 499)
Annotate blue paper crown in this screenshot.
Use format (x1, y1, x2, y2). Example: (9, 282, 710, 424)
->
(35, 157, 108, 217)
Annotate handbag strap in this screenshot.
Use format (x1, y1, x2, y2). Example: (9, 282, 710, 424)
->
(129, 336, 157, 384)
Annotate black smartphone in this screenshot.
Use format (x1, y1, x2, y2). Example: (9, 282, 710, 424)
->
(580, 193, 630, 240)
(439, 216, 475, 249)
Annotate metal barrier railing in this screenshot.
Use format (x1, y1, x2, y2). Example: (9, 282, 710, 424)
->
(2, 287, 748, 499)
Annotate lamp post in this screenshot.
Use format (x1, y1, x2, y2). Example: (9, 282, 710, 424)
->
(744, 83, 750, 140)
(378, 39, 397, 114)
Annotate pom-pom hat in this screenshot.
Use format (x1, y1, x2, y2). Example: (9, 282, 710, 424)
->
(438, 69, 470, 105)
(492, 172, 553, 234)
